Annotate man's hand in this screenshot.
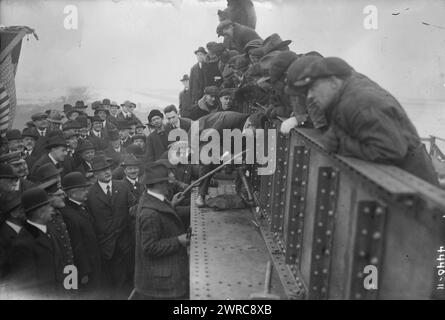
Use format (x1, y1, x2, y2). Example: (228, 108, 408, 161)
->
(280, 117, 298, 135)
(177, 233, 190, 247)
(172, 192, 185, 208)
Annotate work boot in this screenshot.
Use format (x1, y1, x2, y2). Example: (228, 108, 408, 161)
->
(196, 194, 206, 208)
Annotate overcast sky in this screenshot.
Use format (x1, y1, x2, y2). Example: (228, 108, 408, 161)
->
(1, 0, 445, 135)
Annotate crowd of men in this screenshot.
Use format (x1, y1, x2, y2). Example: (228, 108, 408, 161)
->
(0, 0, 440, 300)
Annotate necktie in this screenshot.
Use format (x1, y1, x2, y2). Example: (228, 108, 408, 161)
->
(106, 185, 112, 201)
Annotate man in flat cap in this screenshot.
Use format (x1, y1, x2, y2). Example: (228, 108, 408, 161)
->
(0, 151, 34, 193)
(190, 47, 208, 105)
(145, 109, 171, 163)
(217, 20, 262, 53)
(117, 100, 142, 125)
(133, 161, 189, 299)
(179, 74, 192, 118)
(289, 56, 438, 185)
(86, 155, 135, 298)
(204, 42, 223, 88)
(187, 86, 220, 121)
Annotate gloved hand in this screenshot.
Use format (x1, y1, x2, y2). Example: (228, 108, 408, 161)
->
(280, 117, 298, 135)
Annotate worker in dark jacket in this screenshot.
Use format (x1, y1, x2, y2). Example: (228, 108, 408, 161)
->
(187, 86, 220, 121)
(179, 74, 192, 117)
(217, 20, 262, 53)
(145, 109, 171, 163)
(133, 161, 189, 299)
(287, 56, 439, 185)
(60, 172, 102, 297)
(189, 47, 207, 105)
(74, 140, 95, 182)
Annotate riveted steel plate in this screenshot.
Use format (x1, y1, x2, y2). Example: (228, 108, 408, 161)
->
(308, 166, 339, 299)
(350, 201, 387, 300)
(190, 182, 282, 300)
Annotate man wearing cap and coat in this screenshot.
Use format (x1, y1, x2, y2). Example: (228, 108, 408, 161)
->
(133, 162, 189, 299)
(187, 86, 220, 121)
(179, 74, 192, 117)
(145, 110, 172, 163)
(217, 20, 262, 53)
(86, 155, 136, 298)
(189, 47, 208, 105)
(288, 56, 439, 185)
(60, 172, 102, 295)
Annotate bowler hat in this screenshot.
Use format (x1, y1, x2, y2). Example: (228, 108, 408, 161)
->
(46, 135, 67, 149)
(0, 163, 17, 179)
(64, 131, 79, 139)
(121, 154, 141, 167)
(94, 107, 109, 116)
(22, 127, 39, 140)
(63, 104, 73, 114)
(91, 101, 102, 110)
(74, 100, 88, 109)
(62, 120, 81, 131)
(110, 101, 120, 108)
(0, 151, 23, 164)
(194, 47, 207, 55)
(91, 114, 105, 122)
(31, 112, 48, 121)
(102, 98, 111, 106)
(35, 163, 62, 183)
(47, 110, 65, 124)
(141, 162, 170, 186)
(90, 155, 111, 172)
(38, 178, 60, 194)
(76, 115, 89, 128)
(5, 129, 22, 141)
(108, 130, 120, 141)
(121, 100, 136, 108)
(0, 191, 22, 218)
(117, 120, 131, 130)
(76, 140, 95, 154)
(147, 109, 164, 123)
(285, 55, 323, 96)
(291, 57, 353, 88)
(62, 172, 90, 190)
(204, 86, 219, 97)
(135, 123, 146, 129)
(180, 74, 189, 82)
(21, 187, 50, 213)
(66, 108, 81, 118)
(269, 51, 300, 83)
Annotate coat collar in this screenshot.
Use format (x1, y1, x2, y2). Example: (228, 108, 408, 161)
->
(22, 221, 53, 251)
(140, 193, 183, 225)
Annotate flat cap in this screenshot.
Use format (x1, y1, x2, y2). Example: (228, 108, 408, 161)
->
(269, 51, 300, 83)
(219, 88, 234, 98)
(5, 129, 22, 141)
(31, 112, 48, 121)
(204, 86, 219, 96)
(291, 57, 353, 88)
(216, 20, 233, 37)
(285, 55, 323, 96)
(194, 47, 207, 55)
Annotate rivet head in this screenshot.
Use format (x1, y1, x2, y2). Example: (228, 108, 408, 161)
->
(355, 293, 361, 299)
(317, 238, 322, 243)
(313, 270, 319, 275)
(357, 272, 363, 278)
(326, 230, 332, 236)
(297, 229, 302, 233)
(322, 268, 328, 274)
(359, 250, 366, 257)
(321, 189, 326, 194)
(318, 222, 323, 227)
(364, 207, 370, 213)
(320, 205, 325, 210)
(376, 207, 384, 215)
(361, 229, 368, 236)
(321, 287, 327, 293)
(370, 257, 378, 265)
(296, 245, 301, 249)
(315, 255, 320, 260)
(324, 249, 330, 255)
(372, 232, 381, 240)
(313, 286, 318, 291)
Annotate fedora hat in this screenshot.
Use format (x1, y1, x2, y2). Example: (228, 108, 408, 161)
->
(141, 162, 170, 186)
(35, 163, 62, 183)
(74, 100, 88, 109)
(5, 129, 22, 141)
(47, 110, 65, 124)
(46, 136, 67, 149)
(108, 130, 120, 141)
(31, 112, 48, 121)
(90, 155, 111, 172)
(117, 120, 132, 130)
(62, 172, 90, 190)
(262, 33, 292, 56)
(0, 151, 23, 165)
(94, 107, 109, 116)
(91, 115, 105, 123)
(22, 127, 39, 140)
(91, 101, 102, 110)
(0, 191, 22, 218)
(21, 187, 50, 214)
(62, 120, 81, 131)
(38, 177, 61, 194)
(76, 140, 95, 154)
(66, 108, 82, 118)
(0, 163, 17, 179)
(102, 98, 111, 106)
(63, 104, 73, 114)
(121, 154, 142, 167)
(180, 74, 189, 82)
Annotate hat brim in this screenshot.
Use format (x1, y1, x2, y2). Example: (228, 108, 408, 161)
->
(90, 164, 111, 172)
(63, 182, 91, 191)
(3, 199, 22, 215)
(24, 199, 50, 213)
(141, 176, 169, 186)
(38, 177, 59, 191)
(46, 143, 68, 150)
(47, 119, 64, 124)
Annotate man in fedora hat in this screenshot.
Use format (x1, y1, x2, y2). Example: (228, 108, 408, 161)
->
(46, 110, 65, 132)
(86, 155, 135, 298)
(5, 129, 24, 154)
(89, 115, 108, 151)
(29, 134, 71, 182)
(106, 101, 120, 128)
(120, 154, 143, 201)
(135, 123, 146, 136)
(60, 172, 102, 296)
(74, 100, 88, 111)
(190, 46, 208, 105)
(117, 120, 133, 149)
(0, 151, 34, 194)
(22, 127, 40, 169)
(39, 178, 74, 290)
(179, 74, 192, 117)
(0, 163, 19, 195)
(75, 140, 96, 181)
(133, 161, 189, 299)
(117, 100, 142, 125)
(9, 187, 62, 298)
(0, 191, 26, 280)
(145, 109, 171, 163)
(104, 130, 123, 170)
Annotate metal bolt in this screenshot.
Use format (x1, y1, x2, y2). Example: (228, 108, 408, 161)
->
(317, 238, 322, 243)
(372, 232, 381, 240)
(314, 270, 319, 275)
(299, 213, 304, 218)
(313, 286, 318, 291)
(328, 210, 334, 216)
(355, 293, 361, 299)
(322, 268, 328, 274)
(315, 255, 320, 260)
(292, 218, 296, 222)
(376, 207, 384, 215)
(293, 191, 298, 196)
(290, 244, 294, 247)
(318, 222, 323, 227)
(326, 230, 332, 236)
(364, 207, 370, 214)
(291, 231, 295, 235)
(322, 172, 327, 177)
(370, 257, 378, 265)
(300, 197, 305, 201)
(324, 249, 330, 256)
(295, 178, 299, 182)
(321, 189, 326, 194)
(320, 205, 325, 210)
(330, 191, 335, 196)
(297, 229, 302, 233)
(361, 229, 368, 236)
(359, 250, 366, 257)
(296, 245, 301, 249)
(303, 165, 307, 170)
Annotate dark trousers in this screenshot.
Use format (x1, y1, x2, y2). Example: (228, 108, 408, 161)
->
(198, 164, 217, 196)
(101, 247, 133, 299)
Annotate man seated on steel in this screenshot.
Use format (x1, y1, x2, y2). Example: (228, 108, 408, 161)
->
(285, 56, 438, 185)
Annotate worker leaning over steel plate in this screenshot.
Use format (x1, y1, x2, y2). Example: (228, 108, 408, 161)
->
(285, 56, 439, 186)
